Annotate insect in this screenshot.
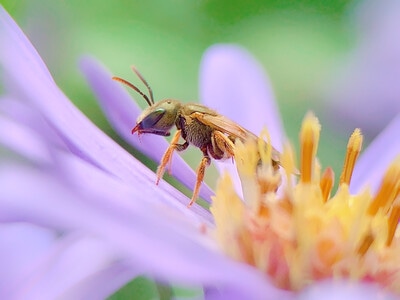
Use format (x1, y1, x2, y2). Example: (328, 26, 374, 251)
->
(112, 66, 280, 206)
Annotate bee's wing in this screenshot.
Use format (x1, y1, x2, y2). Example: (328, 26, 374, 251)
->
(194, 113, 256, 141)
(193, 112, 280, 163)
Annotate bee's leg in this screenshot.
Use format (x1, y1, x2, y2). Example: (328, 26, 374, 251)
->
(188, 148, 211, 207)
(210, 131, 235, 160)
(156, 130, 189, 184)
(167, 141, 189, 174)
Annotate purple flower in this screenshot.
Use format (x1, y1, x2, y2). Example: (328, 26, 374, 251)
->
(0, 5, 283, 300)
(1, 4, 400, 300)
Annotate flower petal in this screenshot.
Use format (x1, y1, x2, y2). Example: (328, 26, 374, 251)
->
(0, 6, 212, 211)
(20, 235, 136, 299)
(298, 280, 397, 300)
(0, 164, 288, 299)
(199, 44, 284, 148)
(0, 113, 53, 165)
(0, 5, 123, 175)
(0, 96, 66, 150)
(0, 223, 55, 295)
(199, 44, 284, 197)
(79, 56, 214, 203)
(322, 0, 400, 139)
(0, 5, 152, 183)
(351, 114, 400, 193)
(59, 261, 136, 299)
(59, 145, 214, 223)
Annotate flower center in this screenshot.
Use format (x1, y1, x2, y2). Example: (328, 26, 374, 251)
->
(211, 112, 400, 293)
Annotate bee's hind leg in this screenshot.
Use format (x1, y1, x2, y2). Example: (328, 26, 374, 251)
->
(210, 130, 235, 160)
(188, 130, 234, 207)
(188, 147, 211, 207)
(156, 130, 189, 184)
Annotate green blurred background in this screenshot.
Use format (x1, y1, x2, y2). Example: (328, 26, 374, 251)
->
(2, 0, 358, 298)
(2, 0, 356, 168)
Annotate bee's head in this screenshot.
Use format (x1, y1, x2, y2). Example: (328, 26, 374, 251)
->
(132, 99, 181, 136)
(112, 67, 181, 136)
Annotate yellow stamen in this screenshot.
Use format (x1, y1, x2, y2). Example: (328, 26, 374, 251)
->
(340, 129, 363, 185)
(257, 170, 281, 195)
(235, 139, 258, 177)
(234, 139, 264, 213)
(258, 129, 272, 165)
(320, 167, 334, 202)
(357, 231, 374, 256)
(387, 197, 400, 246)
(299, 113, 320, 183)
(211, 113, 400, 295)
(211, 173, 246, 258)
(368, 158, 400, 216)
(255, 129, 281, 195)
(281, 142, 297, 181)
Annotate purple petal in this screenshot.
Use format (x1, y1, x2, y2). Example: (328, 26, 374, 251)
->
(0, 6, 212, 212)
(59, 145, 213, 223)
(199, 44, 284, 197)
(60, 262, 136, 299)
(0, 114, 53, 165)
(0, 107, 213, 223)
(0, 164, 289, 299)
(323, 1, 400, 139)
(79, 56, 214, 203)
(204, 286, 292, 300)
(199, 44, 284, 148)
(0, 6, 122, 175)
(350, 114, 400, 193)
(0, 5, 148, 184)
(0, 96, 66, 150)
(19, 235, 135, 299)
(298, 280, 397, 300)
(0, 223, 55, 295)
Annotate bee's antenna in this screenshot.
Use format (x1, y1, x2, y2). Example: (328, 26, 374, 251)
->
(130, 66, 154, 105)
(112, 76, 153, 107)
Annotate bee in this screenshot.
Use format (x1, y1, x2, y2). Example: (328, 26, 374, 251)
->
(112, 66, 280, 206)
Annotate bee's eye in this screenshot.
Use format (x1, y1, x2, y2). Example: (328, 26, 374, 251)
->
(141, 108, 166, 129)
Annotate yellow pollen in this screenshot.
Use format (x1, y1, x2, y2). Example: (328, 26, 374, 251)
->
(368, 158, 400, 216)
(340, 128, 363, 185)
(211, 113, 400, 294)
(299, 113, 320, 183)
(320, 167, 334, 202)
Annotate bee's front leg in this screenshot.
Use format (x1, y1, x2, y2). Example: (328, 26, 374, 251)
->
(188, 148, 211, 207)
(156, 130, 189, 184)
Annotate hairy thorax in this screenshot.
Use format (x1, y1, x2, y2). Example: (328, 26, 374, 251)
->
(177, 114, 213, 149)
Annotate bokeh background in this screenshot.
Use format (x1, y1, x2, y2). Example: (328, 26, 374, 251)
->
(2, 0, 355, 168)
(2, 0, 398, 298)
